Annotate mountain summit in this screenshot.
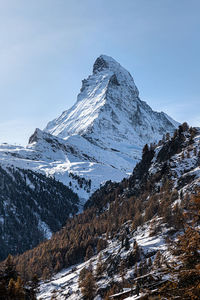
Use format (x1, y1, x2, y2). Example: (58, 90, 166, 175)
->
(0, 55, 178, 201)
(44, 55, 178, 151)
(44, 55, 139, 140)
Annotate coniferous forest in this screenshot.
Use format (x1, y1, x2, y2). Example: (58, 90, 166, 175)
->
(0, 167, 79, 260)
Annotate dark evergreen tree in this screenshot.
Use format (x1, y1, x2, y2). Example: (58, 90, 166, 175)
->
(85, 245, 94, 261)
(79, 270, 97, 300)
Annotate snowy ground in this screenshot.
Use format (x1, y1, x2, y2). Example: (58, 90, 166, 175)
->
(38, 220, 169, 300)
(0, 121, 143, 202)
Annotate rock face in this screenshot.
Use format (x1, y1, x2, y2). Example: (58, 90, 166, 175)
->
(0, 55, 178, 201)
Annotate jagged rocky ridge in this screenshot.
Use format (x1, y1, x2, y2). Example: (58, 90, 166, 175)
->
(6, 123, 199, 299)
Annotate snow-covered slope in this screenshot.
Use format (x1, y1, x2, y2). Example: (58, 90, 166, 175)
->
(0, 55, 178, 201)
(0, 130, 129, 201)
(38, 221, 168, 300)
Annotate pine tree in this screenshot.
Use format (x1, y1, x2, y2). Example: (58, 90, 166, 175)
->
(154, 251, 162, 269)
(80, 270, 97, 300)
(119, 260, 126, 283)
(78, 267, 89, 288)
(85, 245, 94, 261)
(142, 144, 149, 156)
(29, 274, 39, 299)
(182, 122, 189, 132)
(124, 236, 130, 251)
(97, 239, 107, 253)
(8, 278, 16, 299)
(4, 255, 17, 283)
(148, 257, 152, 270)
(142, 259, 148, 275)
(166, 132, 170, 141)
(42, 267, 51, 280)
(134, 264, 138, 278)
(138, 262, 143, 276)
(15, 276, 25, 300)
(96, 253, 104, 277)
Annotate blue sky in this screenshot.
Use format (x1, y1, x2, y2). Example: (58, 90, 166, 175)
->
(0, 0, 199, 145)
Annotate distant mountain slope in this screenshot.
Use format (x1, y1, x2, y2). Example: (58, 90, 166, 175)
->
(0, 55, 178, 202)
(0, 166, 79, 260)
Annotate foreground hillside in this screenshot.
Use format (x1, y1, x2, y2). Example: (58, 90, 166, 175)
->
(1, 123, 199, 299)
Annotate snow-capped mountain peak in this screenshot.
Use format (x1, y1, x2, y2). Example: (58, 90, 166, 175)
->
(44, 55, 176, 149)
(44, 55, 141, 140)
(0, 55, 178, 202)
(93, 54, 138, 91)
(93, 55, 120, 73)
